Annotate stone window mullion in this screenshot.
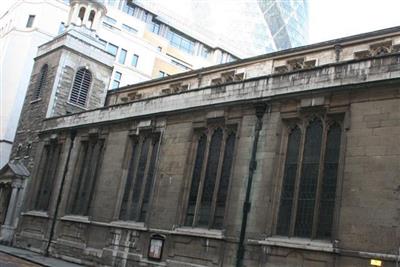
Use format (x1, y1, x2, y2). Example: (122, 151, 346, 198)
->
(119, 137, 139, 220)
(34, 145, 51, 210)
(84, 140, 104, 216)
(125, 136, 144, 221)
(289, 125, 306, 236)
(213, 129, 237, 229)
(192, 131, 212, 227)
(139, 134, 161, 222)
(134, 136, 154, 221)
(72, 141, 93, 215)
(311, 121, 328, 238)
(208, 130, 227, 229)
(129, 136, 152, 221)
(184, 133, 207, 226)
(294, 118, 323, 238)
(42, 143, 62, 210)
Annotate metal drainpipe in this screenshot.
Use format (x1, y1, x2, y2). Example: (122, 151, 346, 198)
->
(45, 130, 76, 256)
(236, 103, 267, 267)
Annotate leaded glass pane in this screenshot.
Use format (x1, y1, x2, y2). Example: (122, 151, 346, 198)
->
(198, 128, 223, 227)
(120, 139, 139, 220)
(212, 131, 236, 229)
(139, 136, 160, 222)
(317, 123, 341, 239)
(277, 126, 301, 235)
(294, 119, 323, 237)
(185, 134, 207, 226)
(129, 137, 151, 221)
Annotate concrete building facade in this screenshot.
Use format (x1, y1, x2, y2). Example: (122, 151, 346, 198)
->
(2, 21, 400, 267)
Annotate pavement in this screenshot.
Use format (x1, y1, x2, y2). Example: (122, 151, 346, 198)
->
(0, 245, 82, 267)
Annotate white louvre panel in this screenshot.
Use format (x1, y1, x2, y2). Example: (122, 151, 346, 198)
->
(33, 64, 48, 100)
(70, 68, 92, 107)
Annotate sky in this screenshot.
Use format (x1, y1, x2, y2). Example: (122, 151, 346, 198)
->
(2, 0, 400, 46)
(309, 0, 400, 43)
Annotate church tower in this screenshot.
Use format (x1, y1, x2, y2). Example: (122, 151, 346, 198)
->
(0, 0, 113, 243)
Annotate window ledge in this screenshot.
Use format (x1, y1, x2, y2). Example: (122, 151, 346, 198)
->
(109, 220, 147, 231)
(172, 227, 224, 240)
(66, 101, 87, 110)
(61, 215, 90, 224)
(21, 210, 49, 218)
(250, 236, 334, 252)
(30, 98, 41, 104)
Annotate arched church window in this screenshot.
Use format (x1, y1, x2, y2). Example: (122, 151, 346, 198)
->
(88, 10, 96, 28)
(33, 64, 48, 100)
(78, 7, 86, 23)
(184, 125, 237, 229)
(69, 68, 92, 107)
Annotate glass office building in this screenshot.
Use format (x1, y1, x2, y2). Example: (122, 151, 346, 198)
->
(134, 0, 309, 57)
(259, 0, 309, 51)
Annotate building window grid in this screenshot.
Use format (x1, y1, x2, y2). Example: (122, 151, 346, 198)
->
(111, 71, 122, 89)
(276, 115, 342, 240)
(167, 29, 195, 54)
(106, 42, 119, 56)
(150, 20, 161, 35)
(184, 125, 237, 230)
(131, 54, 139, 67)
(122, 24, 138, 34)
(26, 15, 35, 28)
(122, 1, 149, 22)
(119, 133, 160, 222)
(118, 48, 127, 64)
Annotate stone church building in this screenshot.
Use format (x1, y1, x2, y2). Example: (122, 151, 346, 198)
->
(0, 1, 399, 266)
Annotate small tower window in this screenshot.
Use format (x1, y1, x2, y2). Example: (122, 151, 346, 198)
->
(78, 7, 86, 23)
(33, 64, 48, 100)
(69, 68, 92, 107)
(88, 10, 96, 28)
(26, 15, 35, 28)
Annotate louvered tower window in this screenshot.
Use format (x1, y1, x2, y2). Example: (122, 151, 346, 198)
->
(69, 68, 92, 107)
(33, 64, 48, 100)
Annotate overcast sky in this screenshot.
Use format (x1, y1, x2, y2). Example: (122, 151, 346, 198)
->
(309, 0, 400, 43)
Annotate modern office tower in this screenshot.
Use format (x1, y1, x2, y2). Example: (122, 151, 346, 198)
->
(259, 0, 309, 51)
(136, 0, 309, 55)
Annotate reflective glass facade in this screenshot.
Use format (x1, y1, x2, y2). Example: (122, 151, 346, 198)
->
(259, 0, 309, 51)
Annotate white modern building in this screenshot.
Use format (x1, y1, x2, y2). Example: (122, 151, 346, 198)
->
(0, 0, 244, 168)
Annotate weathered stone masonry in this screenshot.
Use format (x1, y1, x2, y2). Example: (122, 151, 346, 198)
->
(10, 26, 400, 267)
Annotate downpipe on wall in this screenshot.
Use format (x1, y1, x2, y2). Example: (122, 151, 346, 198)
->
(45, 130, 76, 256)
(235, 103, 268, 267)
